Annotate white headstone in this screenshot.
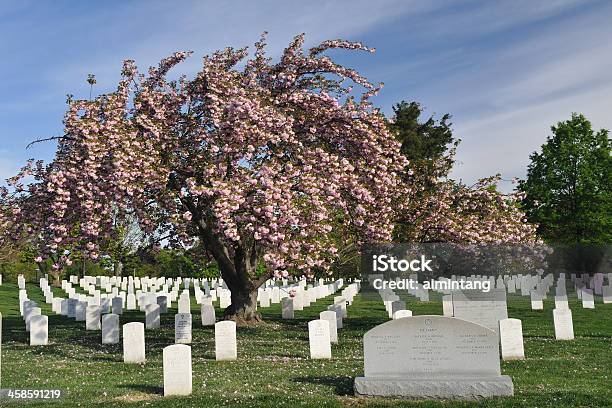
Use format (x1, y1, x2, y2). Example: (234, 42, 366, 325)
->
(102, 314, 120, 344)
(30, 315, 48, 346)
(145, 304, 161, 329)
(452, 289, 508, 333)
(175, 313, 192, 344)
(308, 319, 332, 359)
(178, 295, 191, 314)
(281, 298, 294, 319)
(603, 286, 612, 304)
(127, 294, 136, 310)
(157, 296, 168, 313)
(530, 291, 544, 310)
(499, 318, 525, 360)
(554, 295, 569, 310)
(553, 309, 574, 340)
(86, 306, 101, 330)
(215, 321, 237, 361)
(320, 311, 338, 343)
(201, 304, 216, 326)
(123, 322, 146, 363)
(581, 289, 595, 309)
(163, 344, 192, 396)
(393, 309, 413, 319)
(112, 297, 123, 315)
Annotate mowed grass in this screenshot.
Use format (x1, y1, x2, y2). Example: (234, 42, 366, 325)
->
(0, 281, 610, 407)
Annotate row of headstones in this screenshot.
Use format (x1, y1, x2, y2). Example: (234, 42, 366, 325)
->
(307, 282, 361, 358)
(18, 289, 49, 345)
(59, 273, 348, 316)
(21, 275, 357, 350)
(281, 281, 358, 319)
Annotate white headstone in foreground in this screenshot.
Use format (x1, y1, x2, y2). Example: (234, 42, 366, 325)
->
(553, 309, 574, 340)
(102, 314, 120, 344)
(308, 319, 332, 359)
(163, 344, 192, 396)
(215, 321, 237, 361)
(123, 322, 146, 363)
(175, 313, 192, 344)
(30, 315, 48, 346)
(499, 318, 525, 360)
(354, 315, 513, 399)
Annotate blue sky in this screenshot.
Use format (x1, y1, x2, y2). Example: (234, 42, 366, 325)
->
(1, 0, 611, 192)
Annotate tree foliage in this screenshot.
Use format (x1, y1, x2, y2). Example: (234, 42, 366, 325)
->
(518, 113, 612, 244)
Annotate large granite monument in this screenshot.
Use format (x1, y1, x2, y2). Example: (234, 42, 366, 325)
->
(354, 315, 513, 399)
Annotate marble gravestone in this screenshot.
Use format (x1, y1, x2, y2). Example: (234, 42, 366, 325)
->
(354, 315, 513, 399)
(178, 295, 191, 314)
(30, 315, 48, 346)
(157, 296, 168, 314)
(163, 344, 192, 396)
(75, 301, 87, 321)
(393, 309, 413, 319)
(581, 289, 595, 309)
(281, 297, 294, 319)
(145, 304, 161, 329)
(320, 311, 338, 343)
(530, 292, 544, 310)
(499, 318, 525, 360)
(123, 322, 146, 363)
(175, 313, 192, 344)
(308, 320, 332, 359)
(554, 295, 569, 310)
(390, 301, 406, 319)
(102, 314, 120, 344)
(201, 304, 216, 326)
(215, 321, 237, 361)
(451, 289, 508, 333)
(553, 309, 574, 340)
(126, 294, 136, 310)
(112, 297, 123, 315)
(86, 306, 101, 330)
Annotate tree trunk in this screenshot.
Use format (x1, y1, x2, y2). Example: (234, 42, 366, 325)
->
(223, 282, 261, 324)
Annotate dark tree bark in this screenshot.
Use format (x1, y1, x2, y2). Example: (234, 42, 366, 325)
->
(183, 189, 270, 324)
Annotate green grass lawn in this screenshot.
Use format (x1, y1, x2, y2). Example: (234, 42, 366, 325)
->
(0, 281, 610, 407)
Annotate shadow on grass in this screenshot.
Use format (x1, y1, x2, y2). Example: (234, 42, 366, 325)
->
(118, 384, 164, 395)
(293, 376, 355, 396)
